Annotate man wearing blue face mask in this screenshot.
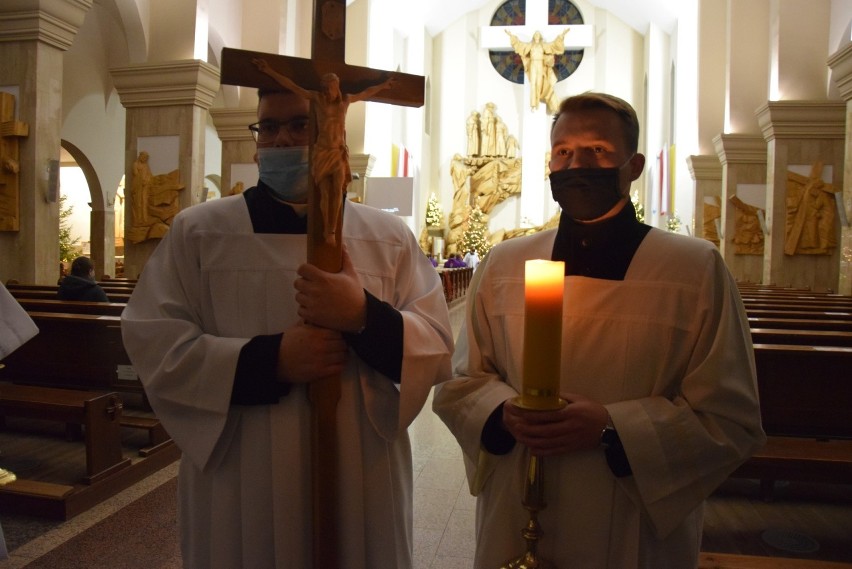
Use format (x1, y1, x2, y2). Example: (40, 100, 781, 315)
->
(121, 86, 453, 569)
(434, 92, 765, 568)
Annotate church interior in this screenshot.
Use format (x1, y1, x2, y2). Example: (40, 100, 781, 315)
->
(1, 0, 852, 567)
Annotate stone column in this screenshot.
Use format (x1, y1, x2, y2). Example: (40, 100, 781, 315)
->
(210, 108, 257, 197)
(111, 60, 219, 278)
(714, 134, 767, 284)
(686, 155, 722, 245)
(756, 101, 846, 291)
(0, 0, 92, 284)
(348, 153, 376, 204)
(827, 42, 852, 295)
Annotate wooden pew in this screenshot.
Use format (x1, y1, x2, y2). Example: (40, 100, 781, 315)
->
(7, 282, 134, 295)
(750, 344, 851, 440)
(0, 308, 178, 520)
(750, 328, 852, 347)
(743, 301, 852, 313)
(731, 344, 852, 498)
(8, 288, 132, 303)
(740, 293, 852, 306)
(699, 552, 852, 568)
(748, 317, 852, 332)
(0, 383, 131, 484)
(0, 311, 141, 394)
(746, 309, 852, 321)
(14, 298, 126, 317)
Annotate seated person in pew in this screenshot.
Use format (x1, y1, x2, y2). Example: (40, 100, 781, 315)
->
(434, 93, 767, 568)
(57, 256, 108, 302)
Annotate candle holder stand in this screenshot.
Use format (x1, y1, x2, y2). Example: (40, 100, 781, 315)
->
(500, 396, 564, 569)
(500, 451, 557, 569)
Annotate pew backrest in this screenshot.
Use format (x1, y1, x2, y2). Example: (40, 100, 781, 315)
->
(753, 343, 852, 439)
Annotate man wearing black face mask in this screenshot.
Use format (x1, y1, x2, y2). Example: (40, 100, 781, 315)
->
(434, 93, 765, 568)
(121, 87, 453, 568)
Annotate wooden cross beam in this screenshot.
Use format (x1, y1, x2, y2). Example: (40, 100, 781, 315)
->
(220, 3, 424, 568)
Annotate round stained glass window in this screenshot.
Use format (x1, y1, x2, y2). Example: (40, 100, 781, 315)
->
(489, 0, 585, 85)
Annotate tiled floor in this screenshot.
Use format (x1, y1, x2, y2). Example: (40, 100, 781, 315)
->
(0, 300, 474, 569)
(0, 389, 478, 569)
(411, 390, 476, 568)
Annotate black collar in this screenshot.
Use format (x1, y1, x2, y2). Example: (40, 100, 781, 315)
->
(243, 181, 308, 234)
(551, 201, 651, 280)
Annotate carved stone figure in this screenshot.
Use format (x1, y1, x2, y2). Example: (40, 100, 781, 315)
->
(729, 195, 764, 255)
(784, 163, 838, 255)
(131, 151, 153, 228)
(505, 29, 569, 113)
(0, 92, 28, 232)
(506, 135, 519, 159)
(495, 119, 508, 156)
(702, 196, 721, 248)
(253, 58, 396, 245)
(471, 157, 521, 214)
(466, 111, 481, 156)
(480, 103, 497, 157)
(127, 166, 186, 244)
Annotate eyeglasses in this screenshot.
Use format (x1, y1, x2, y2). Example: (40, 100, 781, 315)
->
(248, 117, 310, 143)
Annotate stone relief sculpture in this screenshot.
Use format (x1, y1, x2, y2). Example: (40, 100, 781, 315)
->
(0, 92, 28, 232)
(466, 111, 481, 156)
(729, 195, 764, 255)
(505, 29, 569, 113)
(131, 151, 152, 227)
(471, 156, 521, 214)
(784, 163, 838, 255)
(443, 103, 524, 257)
(230, 181, 245, 196)
(127, 150, 186, 244)
(480, 103, 498, 157)
(703, 196, 721, 248)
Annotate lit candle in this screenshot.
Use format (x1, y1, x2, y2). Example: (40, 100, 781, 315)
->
(520, 259, 564, 410)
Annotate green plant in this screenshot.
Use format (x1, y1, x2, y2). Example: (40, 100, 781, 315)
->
(59, 194, 81, 263)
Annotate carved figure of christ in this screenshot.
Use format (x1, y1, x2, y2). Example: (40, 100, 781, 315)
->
(220, 5, 424, 567)
(251, 58, 397, 245)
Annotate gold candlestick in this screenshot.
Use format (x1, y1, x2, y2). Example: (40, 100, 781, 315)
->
(501, 450, 557, 569)
(501, 259, 565, 568)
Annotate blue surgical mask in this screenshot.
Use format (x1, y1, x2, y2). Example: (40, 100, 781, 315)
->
(257, 146, 310, 203)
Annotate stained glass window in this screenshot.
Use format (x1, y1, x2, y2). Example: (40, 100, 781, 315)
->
(489, 0, 585, 85)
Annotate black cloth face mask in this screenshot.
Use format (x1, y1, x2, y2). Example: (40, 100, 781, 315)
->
(550, 166, 625, 221)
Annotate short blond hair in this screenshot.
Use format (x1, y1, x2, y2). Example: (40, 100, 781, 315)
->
(552, 92, 640, 154)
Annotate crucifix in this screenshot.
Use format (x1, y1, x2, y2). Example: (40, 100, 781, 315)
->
(480, 0, 592, 227)
(220, 3, 424, 567)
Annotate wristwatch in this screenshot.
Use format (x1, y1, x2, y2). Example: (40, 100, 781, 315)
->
(600, 414, 618, 449)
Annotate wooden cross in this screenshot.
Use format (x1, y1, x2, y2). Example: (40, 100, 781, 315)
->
(220, 3, 424, 567)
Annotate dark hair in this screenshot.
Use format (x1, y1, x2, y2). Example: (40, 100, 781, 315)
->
(552, 92, 640, 154)
(257, 87, 294, 101)
(70, 256, 94, 277)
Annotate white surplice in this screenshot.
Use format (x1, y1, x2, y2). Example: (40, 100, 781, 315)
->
(0, 282, 39, 559)
(0, 282, 38, 359)
(433, 227, 766, 569)
(121, 195, 453, 569)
